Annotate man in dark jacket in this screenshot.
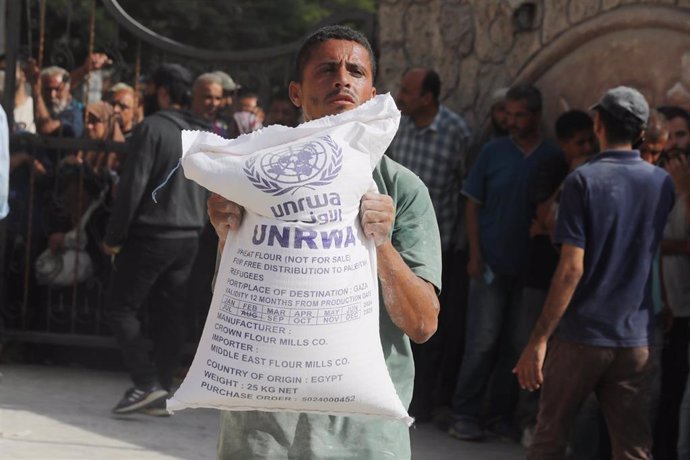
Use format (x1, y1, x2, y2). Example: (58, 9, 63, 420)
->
(104, 64, 210, 415)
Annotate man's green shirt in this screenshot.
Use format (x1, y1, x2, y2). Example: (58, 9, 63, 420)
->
(217, 156, 442, 459)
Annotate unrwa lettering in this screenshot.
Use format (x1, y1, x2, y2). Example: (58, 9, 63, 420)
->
(252, 224, 357, 249)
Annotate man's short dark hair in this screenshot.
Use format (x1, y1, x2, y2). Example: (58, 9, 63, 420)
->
(555, 110, 593, 141)
(506, 85, 542, 113)
(152, 63, 192, 107)
(420, 69, 441, 105)
(596, 107, 644, 145)
(270, 91, 298, 109)
(294, 25, 376, 82)
(657, 105, 690, 130)
(645, 109, 669, 144)
(238, 88, 259, 100)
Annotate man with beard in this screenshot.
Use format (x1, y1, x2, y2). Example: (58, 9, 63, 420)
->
(103, 64, 211, 416)
(655, 105, 690, 459)
(190, 73, 225, 137)
(449, 85, 563, 442)
(390, 67, 472, 425)
(109, 83, 137, 139)
(30, 65, 83, 138)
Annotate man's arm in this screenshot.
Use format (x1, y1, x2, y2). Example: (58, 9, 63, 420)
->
(513, 243, 584, 391)
(662, 156, 690, 254)
(26, 59, 62, 135)
(69, 53, 110, 89)
(206, 191, 440, 343)
(103, 122, 155, 252)
(360, 192, 439, 344)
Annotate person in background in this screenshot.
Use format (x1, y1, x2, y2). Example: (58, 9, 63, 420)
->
(211, 70, 242, 137)
(518, 109, 595, 447)
(9, 60, 36, 133)
(658, 106, 690, 158)
(391, 67, 472, 426)
(27, 63, 83, 138)
(664, 154, 690, 460)
(514, 86, 675, 460)
(449, 85, 563, 443)
(466, 87, 509, 171)
(237, 89, 265, 127)
(190, 73, 225, 137)
(103, 64, 211, 416)
(108, 83, 137, 138)
(656, 105, 690, 460)
(640, 110, 669, 165)
(265, 91, 301, 127)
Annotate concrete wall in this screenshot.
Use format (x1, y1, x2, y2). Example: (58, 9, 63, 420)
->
(377, 0, 690, 133)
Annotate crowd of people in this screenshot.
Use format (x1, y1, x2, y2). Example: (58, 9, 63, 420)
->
(0, 23, 689, 460)
(391, 69, 690, 459)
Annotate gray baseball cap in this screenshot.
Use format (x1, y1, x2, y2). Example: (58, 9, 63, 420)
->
(213, 71, 241, 92)
(589, 86, 649, 126)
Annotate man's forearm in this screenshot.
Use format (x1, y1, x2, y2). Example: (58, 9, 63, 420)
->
(529, 260, 583, 344)
(660, 238, 689, 255)
(466, 199, 481, 258)
(376, 241, 439, 344)
(33, 85, 60, 134)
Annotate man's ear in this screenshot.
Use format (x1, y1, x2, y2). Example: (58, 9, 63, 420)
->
(371, 86, 377, 98)
(289, 81, 302, 108)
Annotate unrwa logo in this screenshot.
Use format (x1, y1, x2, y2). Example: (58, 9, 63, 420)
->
(244, 135, 343, 196)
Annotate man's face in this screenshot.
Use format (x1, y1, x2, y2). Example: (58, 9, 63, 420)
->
(665, 116, 690, 153)
(239, 96, 258, 114)
(640, 138, 667, 165)
(395, 69, 427, 117)
(505, 99, 540, 140)
(111, 90, 135, 131)
(42, 74, 70, 114)
(289, 39, 376, 122)
(192, 82, 223, 121)
(85, 111, 107, 140)
(560, 129, 595, 164)
(267, 99, 300, 127)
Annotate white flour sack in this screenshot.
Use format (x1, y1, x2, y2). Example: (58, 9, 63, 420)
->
(168, 94, 413, 425)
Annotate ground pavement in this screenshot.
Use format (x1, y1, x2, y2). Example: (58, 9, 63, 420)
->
(0, 364, 524, 459)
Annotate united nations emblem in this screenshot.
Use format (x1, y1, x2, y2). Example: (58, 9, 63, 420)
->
(244, 135, 343, 196)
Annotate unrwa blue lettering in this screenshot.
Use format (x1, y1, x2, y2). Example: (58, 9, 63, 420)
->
(270, 193, 342, 219)
(252, 224, 357, 249)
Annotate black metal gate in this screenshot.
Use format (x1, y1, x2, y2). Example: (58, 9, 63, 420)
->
(0, 0, 375, 348)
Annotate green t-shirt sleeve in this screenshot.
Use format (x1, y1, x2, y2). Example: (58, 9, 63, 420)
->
(375, 157, 443, 293)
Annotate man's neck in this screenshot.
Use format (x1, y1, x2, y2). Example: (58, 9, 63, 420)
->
(600, 141, 632, 151)
(512, 131, 541, 155)
(411, 105, 439, 129)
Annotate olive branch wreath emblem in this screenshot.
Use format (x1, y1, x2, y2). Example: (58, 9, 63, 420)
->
(243, 135, 343, 196)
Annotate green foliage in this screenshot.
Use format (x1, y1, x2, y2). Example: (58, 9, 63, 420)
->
(116, 0, 376, 49)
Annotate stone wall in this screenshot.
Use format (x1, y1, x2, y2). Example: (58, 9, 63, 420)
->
(377, 0, 690, 134)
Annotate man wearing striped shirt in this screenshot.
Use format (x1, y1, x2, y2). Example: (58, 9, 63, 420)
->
(390, 67, 472, 423)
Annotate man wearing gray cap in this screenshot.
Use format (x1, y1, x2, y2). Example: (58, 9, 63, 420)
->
(513, 86, 676, 459)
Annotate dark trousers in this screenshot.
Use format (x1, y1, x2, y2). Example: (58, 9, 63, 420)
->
(654, 318, 690, 460)
(529, 339, 653, 460)
(451, 272, 524, 422)
(105, 236, 199, 391)
(409, 249, 468, 419)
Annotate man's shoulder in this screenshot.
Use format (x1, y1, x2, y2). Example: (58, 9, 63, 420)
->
(437, 106, 471, 133)
(375, 156, 427, 194)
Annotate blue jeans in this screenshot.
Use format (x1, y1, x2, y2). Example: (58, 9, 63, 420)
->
(451, 273, 526, 422)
